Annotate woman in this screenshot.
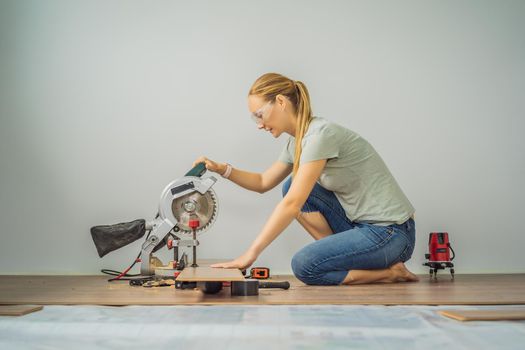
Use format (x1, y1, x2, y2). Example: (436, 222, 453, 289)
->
(193, 72, 418, 285)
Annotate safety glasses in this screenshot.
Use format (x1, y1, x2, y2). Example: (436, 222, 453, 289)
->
(250, 100, 274, 125)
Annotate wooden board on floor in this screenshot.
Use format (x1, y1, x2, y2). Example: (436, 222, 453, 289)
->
(439, 309, 525, 321)
(1, 274, 525, 306)
(176, 267, 245, 282)
(0, 305, 43, 316)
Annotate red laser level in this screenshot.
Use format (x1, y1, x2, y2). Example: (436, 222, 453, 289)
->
(423, 232, 455, 280)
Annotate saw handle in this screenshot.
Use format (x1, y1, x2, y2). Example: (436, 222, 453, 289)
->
(185, 162, 207, 177)
(259, 281, 290, 290)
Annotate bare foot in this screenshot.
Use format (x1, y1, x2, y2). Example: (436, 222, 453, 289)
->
(389, 262, 419, 282)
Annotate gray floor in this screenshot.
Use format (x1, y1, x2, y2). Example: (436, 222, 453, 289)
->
(1, 305, 525, 349)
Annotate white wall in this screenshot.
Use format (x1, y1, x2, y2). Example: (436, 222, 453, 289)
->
(1, 0, 524, 275)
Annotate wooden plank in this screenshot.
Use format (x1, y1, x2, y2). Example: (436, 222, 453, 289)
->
(0, 305, 43, 316)
(439, 309, 525, 321)
(0, 274, 525, 305)
(176, 267, 245, 282)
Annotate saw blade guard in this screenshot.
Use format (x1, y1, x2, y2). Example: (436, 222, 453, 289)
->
(158, 175, 219, 238)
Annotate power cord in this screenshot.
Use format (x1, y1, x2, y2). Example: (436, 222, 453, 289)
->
(101, 213, 160, 282)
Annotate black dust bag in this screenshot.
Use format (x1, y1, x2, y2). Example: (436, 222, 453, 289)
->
(90, 219, 146, 258)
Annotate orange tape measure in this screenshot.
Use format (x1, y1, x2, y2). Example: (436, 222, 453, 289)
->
(249, 267, 270, 279)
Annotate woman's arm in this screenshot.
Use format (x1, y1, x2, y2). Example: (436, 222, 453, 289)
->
(228, 161, 292, 193)
(193, 156, 292, 193)
(211, 159, 327, 269)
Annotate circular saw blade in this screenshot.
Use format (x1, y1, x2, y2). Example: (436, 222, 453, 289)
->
(171, 189, 218, 235)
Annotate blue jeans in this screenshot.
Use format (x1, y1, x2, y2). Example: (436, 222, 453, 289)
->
(282, 176, 416, 285)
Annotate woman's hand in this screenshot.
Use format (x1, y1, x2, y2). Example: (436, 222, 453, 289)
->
(192, 156, 226, 175)
(210, 250, 258, 270)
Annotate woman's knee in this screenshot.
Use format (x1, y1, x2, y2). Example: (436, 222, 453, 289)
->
(291, 247, 335, 285)
(291, 248, 311, 281)
(282, 176, 318, 213)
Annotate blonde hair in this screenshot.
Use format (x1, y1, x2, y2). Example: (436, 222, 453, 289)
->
(248, 73, 313, 178)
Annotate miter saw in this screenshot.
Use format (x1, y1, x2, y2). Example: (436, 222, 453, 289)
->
(90, 162, 218, 279)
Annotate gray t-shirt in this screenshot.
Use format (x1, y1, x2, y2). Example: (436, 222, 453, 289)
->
(278, 116, 415, 226)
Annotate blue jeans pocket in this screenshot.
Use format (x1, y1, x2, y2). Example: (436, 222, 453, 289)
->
(362, 225, 394, 246)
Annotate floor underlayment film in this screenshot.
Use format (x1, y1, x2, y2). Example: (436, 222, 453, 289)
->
(1, 305, 524, 349)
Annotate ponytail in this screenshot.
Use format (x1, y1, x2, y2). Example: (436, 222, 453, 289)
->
(292, 81, 312, 178)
